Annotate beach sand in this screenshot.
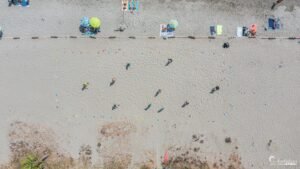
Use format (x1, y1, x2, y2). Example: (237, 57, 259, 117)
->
(0, 38, 299, 168)
(0, 0, 300, 169)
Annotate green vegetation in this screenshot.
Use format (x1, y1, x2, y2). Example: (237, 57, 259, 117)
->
(20, 154, 45, 169)
(139, 165, 151, 169)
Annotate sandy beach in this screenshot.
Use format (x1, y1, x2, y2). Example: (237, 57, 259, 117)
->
(0, 0, 300, 169)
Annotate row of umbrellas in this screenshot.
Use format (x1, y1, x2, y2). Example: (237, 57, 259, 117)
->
(80, 17, 178, 29)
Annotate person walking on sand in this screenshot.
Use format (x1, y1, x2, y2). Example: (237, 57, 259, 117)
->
(271, 0, 283, 10)
(82, 82, 89, 91)
(210, 86, 220, 94)
(125, 63, 131, 70)
(157, 107, 164, 113)
(110, 78, 116, 86)
(144, 104, 151, 111)
(154, 89, 162, 97)
(8, 0, 12, 6)
(112, 104, 119, 110)
(165, 58, 173, 66)
(181, 101, 189, 108)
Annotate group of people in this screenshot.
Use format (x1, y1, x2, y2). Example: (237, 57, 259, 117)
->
(80, 58, 191, 112)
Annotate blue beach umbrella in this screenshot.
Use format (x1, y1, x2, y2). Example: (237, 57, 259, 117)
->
(22, 0, 29, 6)
(80, 17, 90, 27)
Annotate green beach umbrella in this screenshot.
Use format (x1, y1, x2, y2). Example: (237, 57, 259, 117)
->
(169, 19, 178, 29)
(89, 17, 101, 28)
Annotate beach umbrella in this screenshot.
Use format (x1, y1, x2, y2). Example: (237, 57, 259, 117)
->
(169, 19, 178, 29)
(80, 17, 89, 27)
(89, 17, 101, 28)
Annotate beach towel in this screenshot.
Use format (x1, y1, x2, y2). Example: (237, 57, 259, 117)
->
(268, 17, 282, 30)
(210, 26, 216, 36)
(237, 27, 242, 37)
(122, 0, 128, 11)
(216, 25, 222, 35)
(268, 18, 275, 30)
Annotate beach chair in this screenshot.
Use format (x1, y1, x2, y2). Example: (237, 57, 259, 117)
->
(128, 0, 139, 12)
